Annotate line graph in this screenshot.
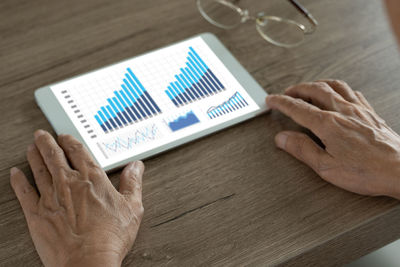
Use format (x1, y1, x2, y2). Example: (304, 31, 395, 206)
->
(206, 91, 248, 119)
(98, 124, 162, 158)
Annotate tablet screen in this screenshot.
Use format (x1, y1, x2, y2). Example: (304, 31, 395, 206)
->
(50, 36, 260, 167)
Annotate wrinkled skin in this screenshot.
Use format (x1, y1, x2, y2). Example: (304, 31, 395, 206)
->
(266, 80, 400, 199)
(10, 130, 144, 267)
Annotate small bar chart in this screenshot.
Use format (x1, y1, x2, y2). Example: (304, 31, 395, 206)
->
(165, 47, 225, 107)
(94, 68, 162, 133)
(207, 92, 249, 119)
(166, 110, 200, 132)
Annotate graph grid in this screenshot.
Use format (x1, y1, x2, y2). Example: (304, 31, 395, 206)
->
(94, 68, 162, 133)
(165, 47, 225, 107)
(207, 92, 248, 119)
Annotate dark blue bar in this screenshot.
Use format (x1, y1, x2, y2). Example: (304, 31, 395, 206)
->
(182, 68, 204, 98)
(101, 107, 118, 129)
(176, 75, 196, 101)
(207, 69, 224, 90)
(179, 73, 200, 100)
(108, 98, 127, 125)
(98, 111, 113, 131)
(185, 64, 209, 96)
(106, 105, 122, 127)
(121, 85, 144, 120)
(116, 91, 138, 122)
(126, 69, 160, 115)
(119, 90, 142, 120)
(112, 97, 132, 123)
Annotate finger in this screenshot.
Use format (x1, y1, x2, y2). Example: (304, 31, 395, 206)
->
(266, 95, 325, 135)
(355, 91, 374, 111)
(316, 79, 360, 104)
(26, 144, 53, 195)
(10, 167, 39, 217)
(58, 134, 99, 172)
(34, 130, 71, 176)
(274, 131, 333, 174)
(284, 82, 346, 111)
(119, 161, 144, 203)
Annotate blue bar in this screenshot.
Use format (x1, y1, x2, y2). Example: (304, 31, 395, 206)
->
(237, 92, 248, 105)
(101, 106, 118, 129)
(188, 58, 215, 93)
(165, 90, 179, 107)
(175, 81, 193, 102)
(176, 75, 196, 101)
(189, 47, 224, 90)
(171, 82, 189, 103)
(94, 115, 108, 132)
(179, 73, 200, 99)
(121, 84, 145, 119)
(123, 77, 152, 117)
(98, 111, 113, 131)
(189, 53, 217, 93)
(126, 68, 160, 114)
(112, 97, 132, 123)
(182, 68, 204, 98)
(115, 91, 137, 122)
(119, 90, 143, 120)
(207, 69, 225, 90)
(106, 105, 122, 127)
(108, 98, 127, 125)
(168, 86, 183, 105)
(185, 64, 210, 96)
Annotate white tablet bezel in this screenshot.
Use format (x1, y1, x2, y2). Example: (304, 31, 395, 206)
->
(35, 33, 269, 172)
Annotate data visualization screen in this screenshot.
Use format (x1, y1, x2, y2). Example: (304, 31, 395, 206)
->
(51, 36, 260, 167)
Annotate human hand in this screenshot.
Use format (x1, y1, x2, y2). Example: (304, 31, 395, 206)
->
(266, 80, 400, 199)
(10, 130, 144, 267)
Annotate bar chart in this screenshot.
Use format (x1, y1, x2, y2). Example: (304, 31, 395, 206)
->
(207, 92, 249, 119)
(166, 110, 200, 132)
(94, 68, 162, 133)
(165, 47, 225, 107)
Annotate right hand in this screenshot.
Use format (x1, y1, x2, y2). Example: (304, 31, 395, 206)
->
(266, 80, 400, 199)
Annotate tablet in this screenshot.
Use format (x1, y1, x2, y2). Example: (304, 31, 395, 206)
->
(35, 33, 268, 171)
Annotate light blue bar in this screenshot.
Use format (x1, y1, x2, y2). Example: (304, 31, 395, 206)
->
(189, 52, 207, 73)
(115, 91, 128, 108)
(180, 73, 200, 99)
(125, 75, 142, 97)
(101, 107, 111, 120)
(106, 105, 117, 118)
(98, 110, 108, 124)
(127, 68, 145, 94)
(189, 47, 209, 69)
(169, 83, 182, 98)
(176, 75, 195, 100)
(165, 90, 174, 100)
(175, 82, 192, 102)
(123, 79, 139, 99)
(94, 115, 103, 125)
(168, 86, 178, 97)
(122, 83, 137, 104)
(120, 90, 133, 107)
(108, 98, 120, 114)
(186, 62, 201, 83)
(188, 57, 205, 76)
(112, 97, 124, 112)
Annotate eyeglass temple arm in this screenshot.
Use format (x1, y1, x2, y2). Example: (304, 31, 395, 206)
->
(288, 0, 318, 33)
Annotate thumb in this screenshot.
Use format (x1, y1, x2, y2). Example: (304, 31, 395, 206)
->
(119, 161, 145, 202)
(274, 131, 332, 174)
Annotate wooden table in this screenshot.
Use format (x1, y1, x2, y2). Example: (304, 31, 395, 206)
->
(1, 0, 400, 266)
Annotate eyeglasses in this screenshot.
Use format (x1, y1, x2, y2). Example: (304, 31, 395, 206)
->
(196, 0, 318, 48)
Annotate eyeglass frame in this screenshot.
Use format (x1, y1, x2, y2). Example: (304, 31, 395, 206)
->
(196, 0, 319, 47)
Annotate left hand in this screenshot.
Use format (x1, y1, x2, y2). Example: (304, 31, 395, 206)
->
(10, 130, 144, 267)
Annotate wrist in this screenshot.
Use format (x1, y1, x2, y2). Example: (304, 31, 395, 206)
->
(65, 250, 122, 267)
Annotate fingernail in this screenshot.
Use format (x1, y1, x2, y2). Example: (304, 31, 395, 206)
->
(132, 161, 144, 175)
(27, 144, 35, 151)
(34, 129, 46, 139)
(275, 132, 289, 149)
(10, 167, 19, 176)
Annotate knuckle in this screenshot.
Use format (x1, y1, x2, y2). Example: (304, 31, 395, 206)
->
(88, 165, 104, 179)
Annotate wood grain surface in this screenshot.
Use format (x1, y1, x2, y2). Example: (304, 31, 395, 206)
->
(1, 0, 400, 266)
